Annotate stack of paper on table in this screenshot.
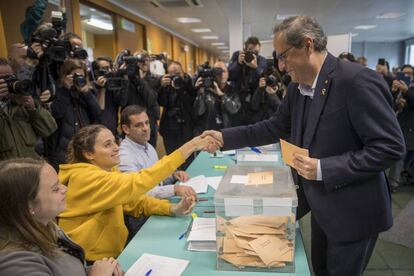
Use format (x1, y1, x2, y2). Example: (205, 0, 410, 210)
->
(217, 215, 294, 268)
(125, 253, 189, 276)
(187, 217, 216, 252)
(206, 176, 223, 190)
(178, 175, 208, 194)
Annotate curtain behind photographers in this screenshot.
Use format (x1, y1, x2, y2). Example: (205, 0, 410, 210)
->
(159, 61, 196, 169)
(122, 50, 161, 147)
(0, 58, 57, 160)
(193, 61, 242, 136)
(46, 59, 101, 171)
(228, 36, 267, 124)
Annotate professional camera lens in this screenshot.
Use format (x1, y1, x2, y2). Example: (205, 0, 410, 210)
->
(1, 75, 33, 96)
(71, 47, 88, 60)
(171, 74, 185, 90)
(244, 50, 257, 63)
(73, 73, 87, 88)
(202, 78, 214, 89)
(266, 75, 278, 87)
(123, 56, 139, 76)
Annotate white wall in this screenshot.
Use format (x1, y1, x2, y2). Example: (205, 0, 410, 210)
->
(351, 41, 405, 69)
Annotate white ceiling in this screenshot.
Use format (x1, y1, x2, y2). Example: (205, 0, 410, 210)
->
(109, 0, 414, 58)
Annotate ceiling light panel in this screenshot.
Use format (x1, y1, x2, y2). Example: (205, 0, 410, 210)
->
(202, 36, 219, 39)
(191, 28, 211, 33)
(176, 17, 201, 23)
(354, 25, 377, 30)
(376, 12, 406, 19)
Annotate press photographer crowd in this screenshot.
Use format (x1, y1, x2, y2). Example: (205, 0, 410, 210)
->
(0, 1, 413, 275)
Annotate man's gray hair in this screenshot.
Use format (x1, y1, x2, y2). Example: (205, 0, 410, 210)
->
(273, 16, 327, 52)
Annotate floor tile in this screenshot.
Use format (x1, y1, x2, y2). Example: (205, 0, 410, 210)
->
(376, 239, 414, 269)
(393, 270, 414, 276)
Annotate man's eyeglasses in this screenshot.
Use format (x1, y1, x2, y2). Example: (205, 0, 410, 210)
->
(276, 46, 293, 62)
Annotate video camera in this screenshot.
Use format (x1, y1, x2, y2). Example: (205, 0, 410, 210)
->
(196, 62, 223, 89)
(1, 75, 34, 96)
(94, 68, 124, 91)
(27, 15, 88, 63)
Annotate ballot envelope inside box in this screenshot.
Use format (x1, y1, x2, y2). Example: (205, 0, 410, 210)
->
(214, 165, 298, 273)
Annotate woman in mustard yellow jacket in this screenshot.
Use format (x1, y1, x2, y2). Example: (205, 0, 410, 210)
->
(58, 124, 217, 261)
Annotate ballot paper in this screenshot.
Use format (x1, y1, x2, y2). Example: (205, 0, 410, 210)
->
(125, 253, 189, 276)
(241, 154, 279, 162)
(187, 241, 216, 252)
(187, 218, 216, 252)
(246, 171, 274, 185)
(230, 175, 248, 184)
(222, 150, 236, 155)
(218, 215, 294, 269)
(280, 139, 309, 167)
(206, 176, 223, 190)
(249, 235, 291, 266)
(187, 217, 216, 241)
(178, 175, 208, 194)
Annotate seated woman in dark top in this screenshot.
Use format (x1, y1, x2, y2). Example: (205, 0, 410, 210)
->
(0, 158, 122, 276)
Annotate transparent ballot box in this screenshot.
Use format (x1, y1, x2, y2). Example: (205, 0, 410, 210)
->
(214, 165, 298, 273)
(236, 143, 281, 164)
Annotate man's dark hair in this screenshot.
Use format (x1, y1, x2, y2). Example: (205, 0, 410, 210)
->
(273, 16, 327, 52)
(401, 64, 414, 72)
(244, 36, 261, 49)
(338, 52, 356, 62)
(92, 56, 113, 72)
(62, 32, 81, 41)
(121, 105, 147, 127)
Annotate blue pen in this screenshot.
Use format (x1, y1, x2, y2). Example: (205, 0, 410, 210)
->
(178, 232, 186, 240)
(145, 269, 152, 276)
(251, 147, 262, 154)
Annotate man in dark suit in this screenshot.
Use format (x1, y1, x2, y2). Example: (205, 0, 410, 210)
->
(202, 16, 405, 276)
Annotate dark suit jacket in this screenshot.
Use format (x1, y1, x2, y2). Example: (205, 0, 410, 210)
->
(221, 53, 405, 242)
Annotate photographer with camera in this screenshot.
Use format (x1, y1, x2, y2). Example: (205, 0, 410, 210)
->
(9, 43, 52, 104)
(47, 59, 101, 171)
(388, 64, 414, 191)
(159, 61, 196, 167)
(193, 61, 242, 136)
(27, 22, 88, 102)
(0, 58, 57, 160)
(249, 60, 285, 123)
(92, 56, 127, 136)
(123, 50, 161, 147)
(228, 36, 267, 124)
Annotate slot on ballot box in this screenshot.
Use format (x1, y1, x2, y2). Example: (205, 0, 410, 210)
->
(214, 165, 298, 273)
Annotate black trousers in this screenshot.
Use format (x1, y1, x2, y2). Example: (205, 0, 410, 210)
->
(311, 214, 378, 276)
(148, 119, 158, 148)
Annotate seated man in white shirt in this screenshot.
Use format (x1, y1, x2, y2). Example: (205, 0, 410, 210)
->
(119, 105, 196, 199)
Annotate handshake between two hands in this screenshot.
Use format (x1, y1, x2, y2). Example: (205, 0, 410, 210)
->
(192, 130, 224, 154)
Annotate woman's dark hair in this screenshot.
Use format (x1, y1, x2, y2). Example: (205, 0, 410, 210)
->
(0, 158, 58, 258)
(66, 124, 108, 163)
(59, 58, 89, 86)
